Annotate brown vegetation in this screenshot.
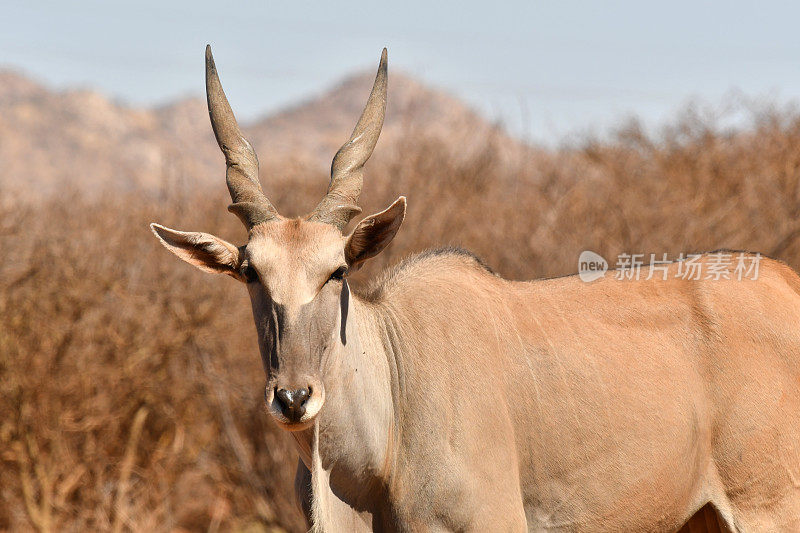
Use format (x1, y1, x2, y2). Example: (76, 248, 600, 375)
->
(4, 99, 800, 531)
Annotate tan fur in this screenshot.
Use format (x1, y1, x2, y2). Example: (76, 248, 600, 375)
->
(154, 220, 800, 531)
(151, 46, 800, 532)
(324, 250, 800, 531)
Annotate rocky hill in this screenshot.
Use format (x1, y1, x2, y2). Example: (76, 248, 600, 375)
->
(0, 68, 524, 201)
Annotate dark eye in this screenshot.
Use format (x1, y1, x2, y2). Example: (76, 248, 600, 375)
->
(329, 266, 347, 282)
(242, 264, 259, 284)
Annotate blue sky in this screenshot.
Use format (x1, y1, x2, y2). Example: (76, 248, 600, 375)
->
(3, 1, 800, 144)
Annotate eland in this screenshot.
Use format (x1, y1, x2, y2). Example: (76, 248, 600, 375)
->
(151, 46, 800, 531)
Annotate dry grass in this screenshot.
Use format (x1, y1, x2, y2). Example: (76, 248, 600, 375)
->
(4, 102, 800, 531)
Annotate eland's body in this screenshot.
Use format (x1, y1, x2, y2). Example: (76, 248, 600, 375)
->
(151, 47, 800, 531)
(292, 249, 800, 531)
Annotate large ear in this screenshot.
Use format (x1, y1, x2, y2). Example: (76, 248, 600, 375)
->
(344, 197, 406, 271)
(150, 223, 243, 281)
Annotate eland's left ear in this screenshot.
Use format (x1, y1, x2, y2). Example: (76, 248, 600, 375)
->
(150, 223, 244, 280)
(345, 196, 406, 271)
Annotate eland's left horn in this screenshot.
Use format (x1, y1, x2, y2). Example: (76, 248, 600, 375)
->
(308, 48, 388, 231)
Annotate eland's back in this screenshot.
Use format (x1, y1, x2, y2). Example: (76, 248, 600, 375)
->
(369, 249, 800, 530)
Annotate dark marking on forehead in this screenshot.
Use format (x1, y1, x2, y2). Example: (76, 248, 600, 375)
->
(286, 218, 303, 231)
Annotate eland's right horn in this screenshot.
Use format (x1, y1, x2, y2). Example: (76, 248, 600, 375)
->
(206, 44, 279, 229)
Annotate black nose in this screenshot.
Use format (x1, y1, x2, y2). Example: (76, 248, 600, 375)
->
(275, 387, 310, 422)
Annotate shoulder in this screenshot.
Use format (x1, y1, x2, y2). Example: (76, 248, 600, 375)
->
(357, 247, 495, 302)
(405, 246, 495, 274)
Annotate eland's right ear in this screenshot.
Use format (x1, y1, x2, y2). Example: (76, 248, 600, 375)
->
(150, 223, 244, 281)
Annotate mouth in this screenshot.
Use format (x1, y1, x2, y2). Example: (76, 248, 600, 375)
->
(264, 383, 325, 431)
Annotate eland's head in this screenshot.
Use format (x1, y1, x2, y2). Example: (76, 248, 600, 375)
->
(151, 46, 405, 431)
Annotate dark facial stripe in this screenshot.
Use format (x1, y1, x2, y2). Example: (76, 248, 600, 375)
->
(270, 303, 284, 371)
(340, 280, 350, 345)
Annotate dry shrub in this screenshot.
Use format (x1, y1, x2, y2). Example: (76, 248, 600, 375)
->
(3, 102, 800, 531)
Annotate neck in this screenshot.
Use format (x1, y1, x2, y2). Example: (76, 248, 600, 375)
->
(292, 293, 401, 513)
